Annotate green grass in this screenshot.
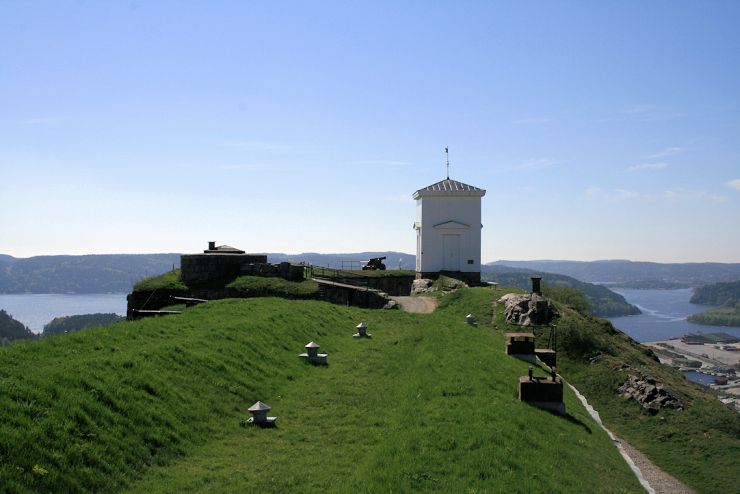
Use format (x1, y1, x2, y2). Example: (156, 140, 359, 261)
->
(132, 269, 188, 292)
(507, 303, 740, 494)
(133, 269, 319, 297)
(226, 275, 319, 297)
(0, 288, 644, 493)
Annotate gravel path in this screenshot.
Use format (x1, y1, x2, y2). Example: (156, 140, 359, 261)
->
(618, 439, 696, 494)
(391, 296, 438, 313)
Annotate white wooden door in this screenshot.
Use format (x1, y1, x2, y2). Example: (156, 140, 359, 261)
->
(443, 234, 460, 271)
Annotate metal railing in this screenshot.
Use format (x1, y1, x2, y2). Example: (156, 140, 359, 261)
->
(308, 265, 375, 290)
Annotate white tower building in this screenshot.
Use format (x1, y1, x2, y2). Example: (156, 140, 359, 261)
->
(413, 178, 486, 284)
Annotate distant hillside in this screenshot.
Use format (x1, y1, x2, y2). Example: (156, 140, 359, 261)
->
(688, 280, 740, 327)
(0, 254, 181, 294)
(690, 280, 740, 305)
(491, 260, 740, 287)
(6, 252, 738, 295)
(481, 265, 640, 317)
(0, 309, 36, 344)
(42, 313, 125, 337)
(0, 252, 414, 294)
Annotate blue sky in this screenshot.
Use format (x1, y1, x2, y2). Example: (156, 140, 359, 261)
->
(1, 1, 739, 262)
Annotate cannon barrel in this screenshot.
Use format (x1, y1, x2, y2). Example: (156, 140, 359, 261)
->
(362, 256, 387, 270)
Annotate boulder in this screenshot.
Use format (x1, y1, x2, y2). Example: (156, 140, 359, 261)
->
(411, 278, 434, 295)
(499, 293, 560, 326)
(618, 374, 683, 412)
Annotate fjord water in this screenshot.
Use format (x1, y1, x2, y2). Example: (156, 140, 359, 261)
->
(608, 288, 740, 342)
(0, 293, 127, 333)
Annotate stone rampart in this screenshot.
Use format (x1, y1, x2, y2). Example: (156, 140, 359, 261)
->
(318, 283, 393, 309)
(240, 261, 305, 281)
(181, 253, 268, 284)
(181, 254, 305, 284)
(126, 285, 318, 318)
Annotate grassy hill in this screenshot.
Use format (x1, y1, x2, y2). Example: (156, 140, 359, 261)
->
(0, 286, 737, 493)
(521, 305, 739, 492)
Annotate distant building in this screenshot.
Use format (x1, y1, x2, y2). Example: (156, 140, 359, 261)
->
(413, 178, 486, 284)
(180, 242, 304, 284)
(181, 242, 267, 284)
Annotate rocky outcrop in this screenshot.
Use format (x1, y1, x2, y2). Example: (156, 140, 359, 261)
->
(411, 277, 469, 295)
(411, 278, 435, 295)
(499, 293, 560, 326)
(618, 374, 684, 413)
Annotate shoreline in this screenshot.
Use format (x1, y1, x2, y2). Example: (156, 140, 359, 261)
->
(643, 338, 740, 410)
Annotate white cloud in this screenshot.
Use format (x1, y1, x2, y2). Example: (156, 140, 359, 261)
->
(380, 194, 415, 204)
(614, 189, 640, 200)
(627, 162, 670, 172)
(620, 105, 655, 115)
(662, 188, 727, 203)
(513, 116, 551, 125)
(647, 147, 684, 158)
(586, 188, 644, 201)
(617, 106, 683, 121)
(22, 116, 61, 125)
(219, 163, 269, 171)
(584, 187, 603, 199)
(511, 158, 559, 171)
(216, 140, 290, 151)
(349, 159, 410, 167)
(583, 187, 726, 203)
(726, 178, 740, 191)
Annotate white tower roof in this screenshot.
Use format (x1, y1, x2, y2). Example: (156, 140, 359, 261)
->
(413, 179, 486, 199)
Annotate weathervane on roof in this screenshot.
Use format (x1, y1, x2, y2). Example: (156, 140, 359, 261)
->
(445, 146, 450, 179)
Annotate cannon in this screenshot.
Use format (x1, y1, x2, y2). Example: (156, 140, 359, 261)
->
(362, 256, 387, 270)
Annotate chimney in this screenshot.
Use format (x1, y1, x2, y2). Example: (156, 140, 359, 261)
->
(354, 322, 371, 338)
(531, 277, 542, 295)
(208, 241, 216, 250)
(299, 341, 328, 364)
(247, 401, 277, 426)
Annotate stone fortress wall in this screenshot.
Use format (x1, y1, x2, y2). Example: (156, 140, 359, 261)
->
(181, 242, 304, 285)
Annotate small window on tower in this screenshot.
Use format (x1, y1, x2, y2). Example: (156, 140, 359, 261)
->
(467, 259, 474, 265)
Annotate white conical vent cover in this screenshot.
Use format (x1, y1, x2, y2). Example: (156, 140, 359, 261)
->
(248, 400, 271, 412)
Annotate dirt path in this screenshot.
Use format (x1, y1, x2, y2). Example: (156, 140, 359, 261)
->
(569, 382, 696, 494)
(618, 439, 696, 494)
(391, 296, 438, 313)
